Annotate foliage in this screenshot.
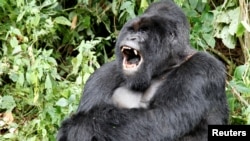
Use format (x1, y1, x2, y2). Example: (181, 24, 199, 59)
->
(0, 0, 249, 140)
(181, 0, 250, 125)
(0, 0, 101, 140)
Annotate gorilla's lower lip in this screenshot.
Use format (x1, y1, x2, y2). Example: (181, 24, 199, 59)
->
(121, 46, 143, 73)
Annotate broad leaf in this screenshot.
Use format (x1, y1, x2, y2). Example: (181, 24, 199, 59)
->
(54, 16, 71, 26)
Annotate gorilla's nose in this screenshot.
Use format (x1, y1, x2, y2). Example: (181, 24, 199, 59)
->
(127, 36, 140, 42)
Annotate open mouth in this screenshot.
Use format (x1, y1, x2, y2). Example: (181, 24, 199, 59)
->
(121, 46, 143, 72)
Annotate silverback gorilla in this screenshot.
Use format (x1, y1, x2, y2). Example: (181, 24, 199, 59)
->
(57, 0, 229, 140)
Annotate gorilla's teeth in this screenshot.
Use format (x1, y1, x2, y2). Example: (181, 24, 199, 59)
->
(121, 46, 131, 52)
(123, 46, 132, 50)
(134, 50, 138, 55)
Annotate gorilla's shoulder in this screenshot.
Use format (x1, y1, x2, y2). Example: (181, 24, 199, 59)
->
(95, 61, 117, 72)
(89, 61, 119, 78)
(187, 51, 226, 74)
(193, 51, 224, 65)
(84, 60, 123, 88)
(83, 60, 120, 86)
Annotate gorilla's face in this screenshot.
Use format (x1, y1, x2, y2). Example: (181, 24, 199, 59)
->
(118, 18, 149, 76)
(115, 1, 190, 91)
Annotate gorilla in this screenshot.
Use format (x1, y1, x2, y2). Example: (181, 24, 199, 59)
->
(57, 0, 229, 140)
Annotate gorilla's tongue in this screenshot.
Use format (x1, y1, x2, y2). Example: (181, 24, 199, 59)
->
(121, 46, 141, 69)
(126, 58, 140, 68)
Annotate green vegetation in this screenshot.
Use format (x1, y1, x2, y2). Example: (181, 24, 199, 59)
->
(0, 0, 249, 140)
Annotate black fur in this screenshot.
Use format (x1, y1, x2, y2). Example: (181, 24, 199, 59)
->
(57, 0, 229, 141)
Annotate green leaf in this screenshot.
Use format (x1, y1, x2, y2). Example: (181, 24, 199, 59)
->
(9, 72, 18, 82)
(82, 16, 90, 28)
(44, 49, 53, 56)
(76, 75, 83, 85)
(32, 14, 40, 26)
(41, 0, 57, 8)
(184, 8, 198, 18)
(54, 16, 71, 26)
(102, 17, 111, 33)
(228, 7, 240, 21)
(241, 20, 250, 32)
(83, 73, 91, 84)
(196, 0, 206, 12)
(10, 37, 19, 48)
(71, 57, 79, 75)
(226, 94, 235, 114)
(12, 46, 22, 55)
(236, 22, 246, 37)
(120, 1, 132, 10)
(189, 0, 198, 9)
(0, 0, 7, 7)
(140, 0, 149, 11)
(202, 33, 215, 48)
(45, 74, 52, 90)
(16, 0, 24, 7)
(56, 98, 68, 107)
(236, 20, 250, 38)
(230, 81, 250, 94)
(220, 26, 236, 49)
(243, 106, 250, 124)
(228, 8, 240, 35)
(29, 71, 38, 85)
(17, 72, 25, 86)
(112, 0, 118, 16)
(47, 57, 57, 66)
(120, 1, 136, 19)
(214, 11, 230, 24)
(0, 96, 16, 111)
(17, 11, 26, 22)
(10, 27, 22, 36)
(234, 65, 247, 79)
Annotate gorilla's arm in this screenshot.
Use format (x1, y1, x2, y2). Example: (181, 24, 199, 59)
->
(122, 82, 207, 141)
(76, 61, 124, 112)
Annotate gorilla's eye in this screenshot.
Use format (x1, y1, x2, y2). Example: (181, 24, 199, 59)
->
(138, 27, 148, 33)
(121, 46, 143, 72)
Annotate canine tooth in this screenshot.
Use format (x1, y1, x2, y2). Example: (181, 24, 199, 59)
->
(134, 50, 138, 55)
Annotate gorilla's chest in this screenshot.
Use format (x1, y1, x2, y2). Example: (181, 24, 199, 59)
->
(111, 80, 163, 109)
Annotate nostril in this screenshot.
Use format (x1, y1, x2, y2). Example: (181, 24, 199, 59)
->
(130, 37, 137, 40)
(128, 36, 138, 41)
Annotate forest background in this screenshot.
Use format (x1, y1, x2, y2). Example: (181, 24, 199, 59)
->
(0, 0, 249, 140)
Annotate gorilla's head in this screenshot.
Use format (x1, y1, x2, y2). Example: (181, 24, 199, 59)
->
(115, 0, 194, 91)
